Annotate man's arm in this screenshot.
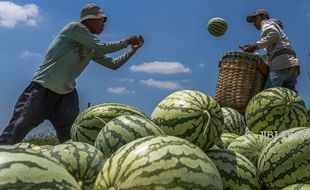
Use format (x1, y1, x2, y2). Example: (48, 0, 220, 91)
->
(68, 23, 128, 54)
(256, 27, 280, 49)
(242, 26, 280, 53)
(92, 35, 143, 70)
(92, 49, 136, 70)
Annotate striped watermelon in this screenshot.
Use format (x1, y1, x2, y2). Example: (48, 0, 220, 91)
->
(14, 142, 36, 149)
(94, 135, 223, 190)
(42, 142, 105, 190)
(220, 133, 239, 148)
(258, 127, 310, 190)
(282, 184, 310, 190)
(94, 115, 165, 158)
(227, 133, 270, 166)
(70, 103, 148, 145)
(210, 145, 221, 150)
(0, 145, 81, 189)
(14, 142, 53, 153)
(31, 144, 54, 153)
(151, 90, 223, 151)
(207, 149, 261, 190)
(207, 17, 228, 37)
(245, 87, 308, 134)
(222, 107, 246, 135)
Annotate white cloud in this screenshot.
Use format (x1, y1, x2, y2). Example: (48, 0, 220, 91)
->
(119, 78, 135, 83)
(198, 63, 205, 68)
(130, 61, 191, 74)
(0, 1, 39, 28)
(20, 50, 42, 59)
(106, 87, 135, 94)
(140, 78, 183, 90)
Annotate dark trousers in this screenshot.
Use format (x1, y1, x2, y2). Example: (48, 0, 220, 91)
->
(0, 82, 79, 145)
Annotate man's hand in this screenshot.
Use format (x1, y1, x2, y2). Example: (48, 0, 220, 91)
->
(240, 44, 257, 53)
(132, 35, 144, 51)
(127, 35, 144, 51)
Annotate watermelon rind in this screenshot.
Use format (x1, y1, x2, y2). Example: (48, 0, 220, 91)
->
(0, 145, 81, 189)
(42, 142, 105, 190)
(221, 107, 246, 136)
(151, 90, 223, 151)
(94, 114, 165, 158)
(207, 149, 261, 190)
(94, 135, 223, 190)
(245, 87, 308, 134)
(258, 127, 310, 190)
(227, 133, 270, 166)
(70, 103, 148, 145)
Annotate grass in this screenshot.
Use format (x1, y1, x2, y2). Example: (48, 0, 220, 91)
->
(22, 129, 59, 146)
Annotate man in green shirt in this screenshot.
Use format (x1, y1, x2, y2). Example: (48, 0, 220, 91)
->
(0, 3, 144, 145)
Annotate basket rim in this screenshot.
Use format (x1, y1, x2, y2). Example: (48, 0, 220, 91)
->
(219, 51, 269, 76)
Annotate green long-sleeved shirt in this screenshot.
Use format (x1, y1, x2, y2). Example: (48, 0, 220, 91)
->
(32, 22, 135, 94)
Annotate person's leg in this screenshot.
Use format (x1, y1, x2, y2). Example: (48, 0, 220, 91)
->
(264, 74, 272, 89)
(282, 66, 300, 93)
(266, 70, 284, 88)
(0, 82, 54, 145)
(48, 89, 79, 143)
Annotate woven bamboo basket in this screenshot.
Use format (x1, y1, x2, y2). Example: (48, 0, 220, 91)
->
(214, 51, 269, 115)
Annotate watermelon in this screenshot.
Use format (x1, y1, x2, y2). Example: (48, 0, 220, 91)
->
(94, 115, 165, 158)
(209, 145, 221, 150)
(221, 133, 239, 148)
(222, 107, 246, 135)
(282, 184, 310, 190)
(14, 142, 53, 153)
(94, 135, 223, 190)
(14, 142, 36, 149)
(151, 90, 223, 151)
(70, 103, 148, 145)
(42, 142, 105, 190)
(258, 127, 310, 190)
(207, 17, 228, 37)
(245, 87, 308, 134)
(0, 145, 81, 189)
(227, 133, 270, 166)
(31, 144, 54, 153)
(207, 149, 261, 190)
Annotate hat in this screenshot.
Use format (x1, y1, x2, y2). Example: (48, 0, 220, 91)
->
(246, 9, 270, 23)
(80, 4, 107, 22)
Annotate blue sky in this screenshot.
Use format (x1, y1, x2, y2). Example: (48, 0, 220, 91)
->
(0, 0, 310, 135)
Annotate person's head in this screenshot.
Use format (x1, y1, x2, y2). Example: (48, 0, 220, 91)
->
(246, 9, 270, 30)
(80, 3, 107, 34)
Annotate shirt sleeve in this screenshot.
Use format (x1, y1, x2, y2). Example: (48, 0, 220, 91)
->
(67, 23, 128, 54)
(256, 24, 280, 49)
(92, 49, 136, 70)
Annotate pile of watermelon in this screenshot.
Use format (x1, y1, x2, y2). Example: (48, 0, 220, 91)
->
(0, 87, 309, 190)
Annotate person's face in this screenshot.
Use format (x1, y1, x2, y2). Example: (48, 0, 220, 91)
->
(87, 18, 107, 34)
(252, 14, 264, 30)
